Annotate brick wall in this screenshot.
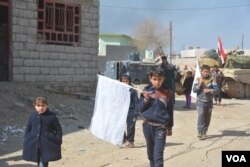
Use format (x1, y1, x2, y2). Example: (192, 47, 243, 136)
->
(11, 0, 99, 95)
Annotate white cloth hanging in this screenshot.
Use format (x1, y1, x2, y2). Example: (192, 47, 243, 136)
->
(191, 62, 201, 99)
(90, 75, 131, 145)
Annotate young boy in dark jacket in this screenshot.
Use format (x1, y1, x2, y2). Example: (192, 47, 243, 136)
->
(138, 68, 173, 167)
(193, 65, 218, 140)
(23, 96, 62, 167)
(120, 74, 139, 148)
(182, 71, 194, 109)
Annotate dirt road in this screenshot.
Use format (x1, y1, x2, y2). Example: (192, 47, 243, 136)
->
(0, 84, 250, 167)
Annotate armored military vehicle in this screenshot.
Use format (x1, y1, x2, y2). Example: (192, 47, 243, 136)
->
(104, 60, 156, 84)
(200, 49, 250, 98)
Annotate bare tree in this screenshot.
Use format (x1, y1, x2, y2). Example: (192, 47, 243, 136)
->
(132, 19, 170, 53)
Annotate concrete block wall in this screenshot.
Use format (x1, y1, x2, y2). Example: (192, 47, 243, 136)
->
(11, 0, 99, 94)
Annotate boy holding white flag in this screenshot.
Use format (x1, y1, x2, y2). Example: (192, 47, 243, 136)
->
(192, 64, 218, 140)
(138, 67, 173, 167)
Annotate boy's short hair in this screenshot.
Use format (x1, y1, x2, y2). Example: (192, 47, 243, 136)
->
(120, 73, 131, 84)
(33, 96, 48, 105)
(187, 71, 193, 75)
(161, 56, 167, 60)
(213, 65, 218, 68)
(200, 64, 210, 71)
(149, 67, 165, 78)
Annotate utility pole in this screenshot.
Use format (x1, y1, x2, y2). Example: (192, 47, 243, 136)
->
(169, 21, 173, 63)
(241, 33, 244, 49)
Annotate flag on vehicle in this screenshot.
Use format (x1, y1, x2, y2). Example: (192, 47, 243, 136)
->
(218, 37, 227, 64)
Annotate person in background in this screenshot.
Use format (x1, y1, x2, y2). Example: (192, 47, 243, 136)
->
(211, 65, 225, 106)
(138, 67, 173, 167)
(193, 65, 218, 140)
(120, 74, 139, 148)
(160, 56, 177, 96)
(182, 71, 194, 109)
(23, 96, 62, 167)
(160, 56, 177, 137)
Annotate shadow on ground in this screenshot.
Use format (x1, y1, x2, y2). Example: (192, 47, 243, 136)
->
(166, 142, 184, 147)
(175, 98, 245, 111)
(0, 155, 36, 167)
(220, 103, 244, 107)
(207, 129, 250, 140)
(174, 99, 196, 111)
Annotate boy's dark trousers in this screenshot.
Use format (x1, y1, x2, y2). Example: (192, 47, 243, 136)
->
(197, 100, 213, 134)
(214, 86, 222, 102)
(185, 93, 191, 107)
(143, 122, 167, 167)
(124, 116, 137, 143)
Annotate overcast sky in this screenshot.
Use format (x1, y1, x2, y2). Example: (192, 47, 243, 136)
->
(100, 0, 250, 53)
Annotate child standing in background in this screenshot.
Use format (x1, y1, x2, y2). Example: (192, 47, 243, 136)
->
(120, 74, 139, 148)
(23, 96, 62, 167)
(193, 65, 218, 140)
(138, 68, 173, 167)
(183, 71, 194, 109)
(211, 65, 225, 106)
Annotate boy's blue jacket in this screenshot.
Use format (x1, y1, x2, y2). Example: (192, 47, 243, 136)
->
(138, 85, 173, 127)
(128, 89, 139, 117)
(193, 76, 219, 103)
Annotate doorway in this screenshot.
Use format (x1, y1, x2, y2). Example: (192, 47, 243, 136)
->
(0, 1, 10, 81)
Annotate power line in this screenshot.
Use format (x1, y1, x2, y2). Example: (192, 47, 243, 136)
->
(101, 3, 250, 11)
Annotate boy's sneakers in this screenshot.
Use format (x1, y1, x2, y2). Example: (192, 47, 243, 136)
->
(197, 132, 207, 140)
(122, 139, 126, 144)
(124, 142, 134, 148)
(197, 132, 202, 139)
(201, 134, 207, 140)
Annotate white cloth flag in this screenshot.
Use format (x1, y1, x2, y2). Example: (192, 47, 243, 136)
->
(90, 75, 131, 145)
(191, 62, 201, 99)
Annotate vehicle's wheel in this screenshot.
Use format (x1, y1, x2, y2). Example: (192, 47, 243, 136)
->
(222, 77, 245, 98)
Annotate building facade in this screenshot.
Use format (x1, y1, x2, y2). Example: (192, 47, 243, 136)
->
(0, 0, 99, 94)
(97, 33, 136, 74)
(98, 34, 133, 56)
